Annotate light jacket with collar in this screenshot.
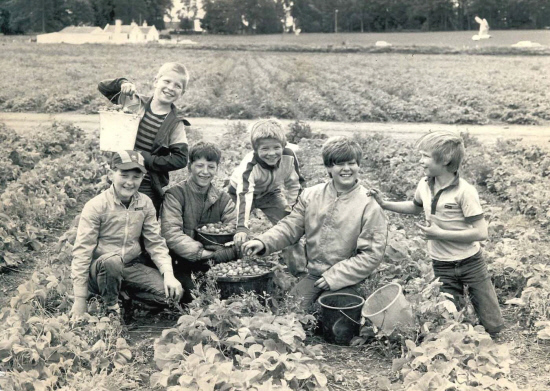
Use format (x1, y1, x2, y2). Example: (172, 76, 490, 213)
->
(257, 181, 388, 291)
(229, 148, 305, 233)
(98, 78, 189, 199)
(71, 186, 173, 299)
(161, 180, 236, 261)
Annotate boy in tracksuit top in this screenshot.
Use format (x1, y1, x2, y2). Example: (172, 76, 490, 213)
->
(71, 151, 182, 318)
(229, 119, 305, 249)
(98, 62, 190, 214)
(243, 136, 388, 310)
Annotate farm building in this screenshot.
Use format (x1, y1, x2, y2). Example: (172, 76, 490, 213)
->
(36, 26, 110, 44)
(36, 20, 159, 44)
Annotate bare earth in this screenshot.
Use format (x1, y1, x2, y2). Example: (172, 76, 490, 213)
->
(2, 112, 550, 149)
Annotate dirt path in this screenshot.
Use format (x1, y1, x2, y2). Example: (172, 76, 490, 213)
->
(2, 112, 550, 148)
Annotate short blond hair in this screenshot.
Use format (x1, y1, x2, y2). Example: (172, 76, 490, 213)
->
(415, 131, 465, 173)
(156, 62, 189, 91)
(250, 119, 287, 149)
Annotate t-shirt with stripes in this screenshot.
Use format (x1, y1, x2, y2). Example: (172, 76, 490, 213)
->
(134, 106, 167, 199)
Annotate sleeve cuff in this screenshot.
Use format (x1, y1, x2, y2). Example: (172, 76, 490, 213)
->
(73, 285, 88, 299)
(236, 227, 250, 235)
(465, 213, 484, 224)
(413, 199, 423, 207)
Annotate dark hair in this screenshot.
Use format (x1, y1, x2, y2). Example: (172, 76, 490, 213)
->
(321, 136, 363, 167)
(189, 142, 222, 165)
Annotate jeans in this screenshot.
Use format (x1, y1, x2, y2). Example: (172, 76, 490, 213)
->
(170, 251, 210, 304)
(289, 273, 362, 312)
(88, 253, 168, 307)
(432, 251, 504, 334)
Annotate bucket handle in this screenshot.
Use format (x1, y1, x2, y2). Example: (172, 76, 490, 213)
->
(108, 91, 143, 112)
(339, 309, 362, 325)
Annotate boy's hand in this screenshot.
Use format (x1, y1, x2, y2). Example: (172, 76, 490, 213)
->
(416, 221, 445, 240)
(367, 188, 385, 207)
(242, 240, 265, 257)
(70, 297, 88, 317)
(120, 81, 137, 97)
(314, 277, 330, 290)
(163, 272, 183, 301)
(234, 232, 248, 248)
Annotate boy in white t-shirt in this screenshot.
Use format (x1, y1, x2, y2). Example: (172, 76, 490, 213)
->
(370, 131, 504, 337)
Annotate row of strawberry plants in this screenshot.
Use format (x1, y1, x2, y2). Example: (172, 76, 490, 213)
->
(0, 123, 110, 271)
(0, 122, 84, 191)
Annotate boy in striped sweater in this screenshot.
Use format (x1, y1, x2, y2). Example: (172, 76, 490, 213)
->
(228, 119, 305, 248)
(98, 62, 190, 214)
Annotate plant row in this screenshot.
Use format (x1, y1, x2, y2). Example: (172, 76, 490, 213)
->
(0, 123, 110, 271)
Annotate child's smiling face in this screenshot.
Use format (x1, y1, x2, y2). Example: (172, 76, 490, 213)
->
(189, 157, 218, 188)
(153, 70, 186, 106)
(327, 159, 359, 192)
(256, 138, 283, 166)
(419, 150, 449, 177)
(111, 168, 144, 202)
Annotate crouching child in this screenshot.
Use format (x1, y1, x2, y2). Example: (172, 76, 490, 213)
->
(243, 136, 388, 310)
(71, 151, 183, 319)
(161, 142, 238, 303)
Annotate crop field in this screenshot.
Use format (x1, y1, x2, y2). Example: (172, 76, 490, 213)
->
(1, 115, 550, 390)
(0, 41, 550, 125)
(1, 36, 550, 391)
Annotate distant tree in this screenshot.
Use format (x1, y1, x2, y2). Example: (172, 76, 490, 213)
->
(179, 16, 193, 30)
(4, 0, 68, 33)
(65, 0, 95, 26)
(202, 0, 244, 34)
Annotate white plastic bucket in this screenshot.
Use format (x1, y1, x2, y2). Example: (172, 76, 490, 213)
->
(99, 110, 140, 152)
(362, 282, 415, 333)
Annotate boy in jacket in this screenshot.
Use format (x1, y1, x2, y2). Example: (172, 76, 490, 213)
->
(71, 151, 182, 318)
(98, 62, 190, 214)
(243, 136, 388, 310)
(161, 142, 238, 303)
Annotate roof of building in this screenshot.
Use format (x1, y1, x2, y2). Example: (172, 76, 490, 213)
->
(59, 26, 102, 34)
(139, 26, 155, 34)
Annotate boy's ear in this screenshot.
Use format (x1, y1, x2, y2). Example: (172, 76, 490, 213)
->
(107, 169, 115, 181)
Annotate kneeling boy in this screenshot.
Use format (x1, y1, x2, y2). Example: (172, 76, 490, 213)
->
(243, 136, 388, 310)
(71, 151, 182, 317)
(161, 142, 238, 303)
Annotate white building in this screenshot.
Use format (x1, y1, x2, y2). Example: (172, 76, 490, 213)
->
(37, 26, 109, 44)
(36, 20, 159, 44)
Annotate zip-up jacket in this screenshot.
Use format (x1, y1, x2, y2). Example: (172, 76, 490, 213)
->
(229, 148, 305, 233)
(71, 186, 173, 299)
(98, 77, 189, 199)
(161, 180, 236, 261)
(257, 181, 388, 291)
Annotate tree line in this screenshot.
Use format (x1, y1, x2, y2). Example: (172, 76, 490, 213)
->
(1, 0, 549, 35)
(0, 0, 171, 34)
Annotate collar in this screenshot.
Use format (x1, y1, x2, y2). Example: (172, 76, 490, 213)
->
(185, 179, 221, 205)
(329, 179, 360, 197)
(426, 173, 460, 192)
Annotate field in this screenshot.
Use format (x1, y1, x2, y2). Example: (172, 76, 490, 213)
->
(1, 35, 550, 391)
(0, 40, 550, 125)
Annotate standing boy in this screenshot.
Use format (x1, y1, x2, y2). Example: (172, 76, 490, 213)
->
(161, 142, 238, 303)
(98, 62, 190, 213)
(228, 119, 305, 248)
(369, 130, 504, 336)
(243, 136, 388, 310)
(71, 151, 182, 318)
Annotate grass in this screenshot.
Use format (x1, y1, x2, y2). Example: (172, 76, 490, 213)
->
(0, 39, 549, 125)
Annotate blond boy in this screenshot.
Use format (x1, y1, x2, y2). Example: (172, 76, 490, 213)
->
(228, 119, 305, 247)
(98, 62, 190, 213)
(370, 131, 504, 336)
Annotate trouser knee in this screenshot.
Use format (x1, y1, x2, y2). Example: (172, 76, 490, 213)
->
(97, 254, 124, 277)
